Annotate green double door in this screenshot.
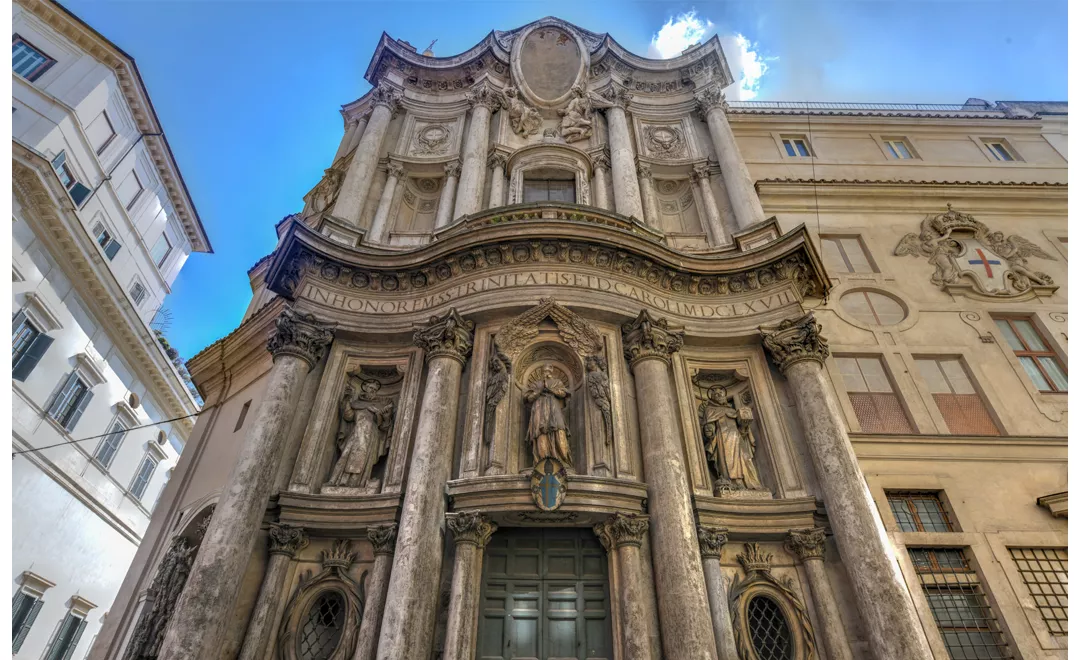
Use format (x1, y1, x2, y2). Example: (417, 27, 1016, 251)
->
(477, 527, 613, 660)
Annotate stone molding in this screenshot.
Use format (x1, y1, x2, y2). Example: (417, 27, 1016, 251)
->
(266, 306, 336, 368)
(267, 523, 309, 558)
(697, 525, 729, 559)
(690, 162, 713, 183)
(413, 308, 475, 364)
(786, 527, 827, 562)
(320, 539, 357, 570)
(760, 312, 830, 373)
(494, 297, 604, 360)
(621, 309, 685, 367)
(594, 513, 650, 550)
(446, 512, 498, 547)
(368, 523, 399, 555)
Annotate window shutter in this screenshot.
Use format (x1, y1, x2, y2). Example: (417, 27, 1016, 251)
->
(47, 372, 80, 419)
(59, 618, 87, 660)
(13, 332, 54, 381)
(12, 598, 43, 653)
(12, 309, 27, 333)
(104, 240, 121, 260)
(69, 182, 91, 207)
(64, 387, 94, 431)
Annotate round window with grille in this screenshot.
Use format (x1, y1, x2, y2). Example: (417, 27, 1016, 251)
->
(298, 590, 346, 660)
(838, 290, 907, 326)
(747, 595, 794, 660)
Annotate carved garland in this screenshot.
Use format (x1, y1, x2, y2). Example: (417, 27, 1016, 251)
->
(730, 543, 818, 660)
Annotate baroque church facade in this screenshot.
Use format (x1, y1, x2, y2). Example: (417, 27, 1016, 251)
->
(91, 18, 1067, 660)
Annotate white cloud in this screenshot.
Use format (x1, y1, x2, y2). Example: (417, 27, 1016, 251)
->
(719, 33, 773, 100)
(648, 11, 714, 59)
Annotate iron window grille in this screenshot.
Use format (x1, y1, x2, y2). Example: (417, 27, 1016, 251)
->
(12, 35, 56, 82)
(746, 595, 795, 660)
(835, 356, 914, 434)
(1008, 547, 1067, 636)
(993, 317, 1067, 393)
(887, 491, 955, 532)
(915, 358, 1000, 436)
(298, 591, 346, 660)
(909, 548, 1012, 659)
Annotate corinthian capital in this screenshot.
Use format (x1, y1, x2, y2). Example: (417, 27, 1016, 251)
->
(590, 148, 611, 172)
(697, 525, 729, 559)
(760, 312, 830, 373)
(690, 162, 712, 183)
(694, 85, 729, 118)
(466, 84, 502, 112)
(386, 161, 404, 179)
(621, 309, 685, 367)
(599, 84, 633, 110)
(267, 523, 309, 557)
(413, 308, 475, 364)
(367, 523, 398, 556)
(370, 83, 404, 115)
(486, 151, 507, 171)
(635, 161, 653, 180)
(786, 527, 827, 562)
(444, 159, 462, 178)
(266, 306, 336, 368)
(446, 512, 497, 547)
(594, 513, 650, 551)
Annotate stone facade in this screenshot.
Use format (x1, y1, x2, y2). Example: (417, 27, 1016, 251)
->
(94, 18, 1066, 660)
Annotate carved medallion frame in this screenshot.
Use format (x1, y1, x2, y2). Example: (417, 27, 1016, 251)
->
(729, 543, 818, 660)
(509, 20, 590, 110)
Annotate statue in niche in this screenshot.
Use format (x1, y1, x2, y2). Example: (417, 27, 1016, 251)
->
(501, 86, 543, 138)
(698, 383, 767, 494)
(483, 347, 512, 447)
(525, 365, 573, 467)
(584, 354, 613, 446)
(327, 369, 397, 490)
(558, 85, 594, 143)
(307, 167, 344, 217)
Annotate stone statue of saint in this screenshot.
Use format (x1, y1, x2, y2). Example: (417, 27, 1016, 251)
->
(699, 385, 763, 490)
(327, 373, 396, 490)
(558, 85, 593, 143)
(501, 86, 543, 138)
(524, 365, 573, 467)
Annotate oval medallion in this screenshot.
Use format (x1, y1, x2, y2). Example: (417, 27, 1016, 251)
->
(513, 25, 585, 107)
(530, 457, 568, 511)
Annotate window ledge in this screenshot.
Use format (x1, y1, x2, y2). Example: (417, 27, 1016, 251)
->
(22, 291, 64, 332)
(114, 399, 140, 426)
(69, 595, 97, 616)
(19, 570, 56, 597)
(74, 352, 108, 387)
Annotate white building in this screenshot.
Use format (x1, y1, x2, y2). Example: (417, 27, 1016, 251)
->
(11, 0, 212, 657)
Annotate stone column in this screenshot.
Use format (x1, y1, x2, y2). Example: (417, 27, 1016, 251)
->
(590, 149, 611, 211)
(353, 524, 398, 660)
(346, 112, 370, 155)
(621, 310, 718, 660)
(454, 85, 500, 220)
(159, 307, 334, 660)
(333, 84, 402, 226)
(435, 160, 461, 230)
(594, 514, 661, 660)
(694, 86, 765, 230)
(442, 513, 497, 660)
(761, 314, 933, 660)
(601, 86, 645, 221)
(334, 118, 361, 162)
(690, 162, 728, 247)
(697, 526, 738, 660)
(636, 162, 661, 229)
(237, 524, 309, 660)
(486, 151, 507, 209)
(786, 528, 853, 660)
(367, 161, 403, 244)
(376, 309, 475, 660)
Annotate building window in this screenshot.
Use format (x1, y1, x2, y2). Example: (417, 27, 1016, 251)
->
(746, 595, 794, 658)
(44, 611, 88, 660)
(93, 420, 127, 469)
(982, 139, 1018, 162)
(150, 232, 173, 268)
(915, 358, 1000, 436)
(130, 453, 160, 499)
(882, 137, 915, 159)
(47, 373, 94, 432)
(12, 310, 54, 382)
(781, 136, 812, 157)
(116, 169, 144, 210)
(1009, 547, 1067, 636)
(92, 221, 122, 260)
(522, 178, 575, 203)
(234, 400, 252, 432)
(819, 236, 876, 274)
(85, 111, 116, 155)
(12, 35, 56, 82)
(887, 491, 955, 532)
(909, 548, 1012, 658)
(994, 317, 1067, 392)
(50, 152, 91, 206)
(12, 591, 45, 653)
(838, 291, 906, 326)
(298, 590, 346, 660)
(835, 356, 913, 433)
(130, 282, 147, 306)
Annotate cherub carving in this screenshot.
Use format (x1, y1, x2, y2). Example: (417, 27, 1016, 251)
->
(985, 231, 1056, 288)
(894, 216, 962, 287)
(501, 86, 543, 138)
(558, 85, 593, 143)
(584, 354, 613, 446)
(327, 370, 396, 490)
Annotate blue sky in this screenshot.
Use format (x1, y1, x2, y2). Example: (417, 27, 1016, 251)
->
(59, 0, 1067, 359)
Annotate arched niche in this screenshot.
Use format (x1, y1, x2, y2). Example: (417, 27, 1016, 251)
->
(506, 144, 593, 206)
(511, 339, 587, 471)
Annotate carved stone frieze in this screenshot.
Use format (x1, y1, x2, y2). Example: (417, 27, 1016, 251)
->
(268, 523, 309, 558)
(642, 124, 686, 159)
(121, 536, 196, 660)
(446, 512, 498, 547)
(368, 523, 398, 555)
(598, 84, 633, 110)
(413, 308, 475, 364)
(697, 525, 729, 559)
(786, 527, 827, 562)
(760, 312, 829, 373)
(466, 83, 502, 112)
(494, 297, 604, 360)
(594, 513, 650, 551)
(266, 306, 336, 368)
(621, 309, 685, 366)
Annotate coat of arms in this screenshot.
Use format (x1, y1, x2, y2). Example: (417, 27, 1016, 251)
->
(894, 204, 1057, 298)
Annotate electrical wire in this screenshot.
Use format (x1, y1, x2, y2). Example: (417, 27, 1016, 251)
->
(11, 405, 216, 457)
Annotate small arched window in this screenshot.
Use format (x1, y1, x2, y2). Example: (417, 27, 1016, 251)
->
(747, 595, 794, 660)
(298, 590, 346, 660)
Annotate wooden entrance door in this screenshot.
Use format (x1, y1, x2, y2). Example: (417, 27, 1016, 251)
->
(477, 527, 613, 660)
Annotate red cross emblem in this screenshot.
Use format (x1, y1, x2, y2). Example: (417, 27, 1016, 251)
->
(968, 249, 1002, 278)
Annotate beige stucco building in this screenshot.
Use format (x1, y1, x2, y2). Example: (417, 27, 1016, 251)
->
(92, 17, 1066, 660)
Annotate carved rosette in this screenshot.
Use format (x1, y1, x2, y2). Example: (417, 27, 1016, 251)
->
(697, 525, 729, 559)
(444, 159, 462, 179)
(466, 84, 502, 112)
(621, 309, 685, 367)
(268, 523, 309, 558)
(370, 83, 404, 116)
(590, 149, 611, 172)
(786, 527, 827, 562)
(446, 512, 498, 548)
(487, 151, 507, 172)
(413, 308, 475, 365)
(266, 307, 336, 368)
(760, 312, 830, 373)
(368, 523, 398, 556)
(694, 85, 729, 119)
(593, 513, 650, 550)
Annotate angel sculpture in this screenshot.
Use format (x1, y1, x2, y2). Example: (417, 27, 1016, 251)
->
(501, 87, 543, 138)
(483, 347, 512, 446)
(985, 231, 1056, 287)
(327, 373, 396, 490)
(894, 217, 962, 287)
(558, 85, 594, 143)
(584, 354, 613, 446)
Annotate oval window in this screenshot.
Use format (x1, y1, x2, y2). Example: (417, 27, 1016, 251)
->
(298, 591, 346, 660)
(839, 290, 907, 326)
(747, 595, 794, 660)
